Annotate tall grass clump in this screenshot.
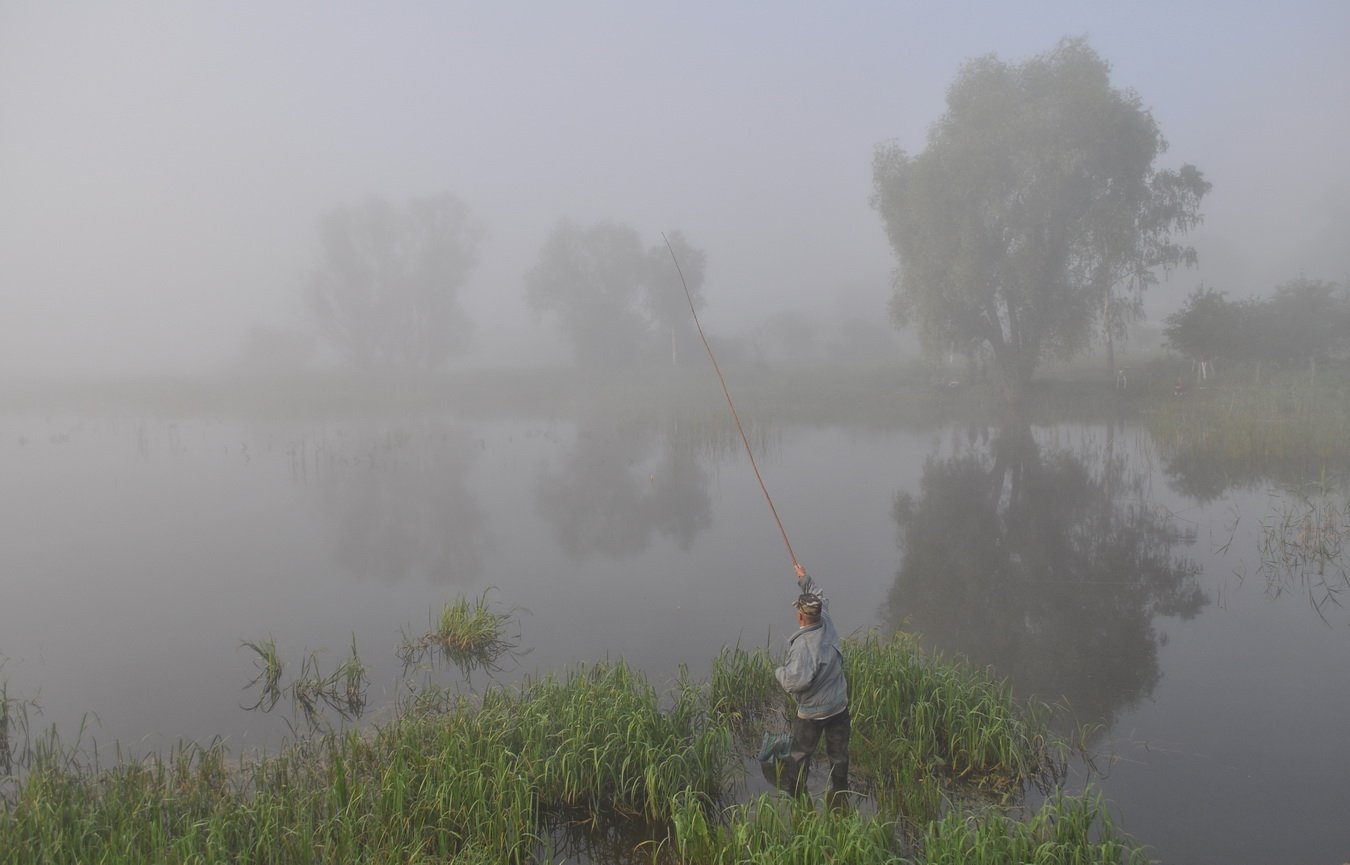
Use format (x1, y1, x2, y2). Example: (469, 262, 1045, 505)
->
(240, 635, 368, 731)
(667, 790, 905, 864)
(480, 660, 731, 822)
(846, 632, 1062, 799)
(918, 790, 1148, 864)
(0, 659, 730, 864)
(707, 632, 1062, 824)
(1, 680, 29, 778)
(398, 590, 522, 676)
(707, 645, 788, 731)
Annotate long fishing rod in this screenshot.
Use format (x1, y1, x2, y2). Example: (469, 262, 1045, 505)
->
(662, 233, 800, 571)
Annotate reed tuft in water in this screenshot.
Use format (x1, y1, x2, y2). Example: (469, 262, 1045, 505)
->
(398, 590, 523, 677)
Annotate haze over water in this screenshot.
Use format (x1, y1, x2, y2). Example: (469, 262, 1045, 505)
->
(2, 409, 1347, 864)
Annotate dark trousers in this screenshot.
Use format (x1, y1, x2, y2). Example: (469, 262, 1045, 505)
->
(781, 707, 850, 798)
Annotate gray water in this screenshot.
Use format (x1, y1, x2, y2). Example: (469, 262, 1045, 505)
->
(2, 410, 1347, 863)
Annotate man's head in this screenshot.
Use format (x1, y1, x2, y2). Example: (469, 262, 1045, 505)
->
(794, 593, 822, 626)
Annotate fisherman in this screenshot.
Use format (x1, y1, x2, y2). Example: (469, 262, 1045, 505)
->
(772, 563, 850, 804)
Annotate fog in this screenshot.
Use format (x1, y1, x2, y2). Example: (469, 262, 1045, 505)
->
(3, 2, 1347, 377)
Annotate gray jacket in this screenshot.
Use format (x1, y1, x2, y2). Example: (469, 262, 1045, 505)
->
(774, 572, 848, 720)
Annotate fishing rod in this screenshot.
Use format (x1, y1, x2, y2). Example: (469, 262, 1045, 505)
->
(662, 233, 800, 572)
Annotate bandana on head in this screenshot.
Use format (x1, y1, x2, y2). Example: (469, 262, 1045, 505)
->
(794, 593, 823, 616)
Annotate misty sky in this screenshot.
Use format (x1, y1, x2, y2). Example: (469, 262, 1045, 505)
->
(3, 2, 1348, 376)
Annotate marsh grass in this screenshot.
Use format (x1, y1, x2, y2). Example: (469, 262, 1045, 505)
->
(667, 791, 906, 863)
(1257, 481, 1350, 621)
(239, 636, 284, 711)
(666, 789, 1145, 864)
(5, 631, 1128, 864)
(1145, 368, 1350, 473)
(241, 635, 369, 732)
(1, 681, 26, 778)
(917, 789, 1148, 864)
(708, 631, 1064, 827)
(398, 590, 524, 677)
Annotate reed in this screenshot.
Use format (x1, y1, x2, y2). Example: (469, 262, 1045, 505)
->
(707, 632, 1062, 825)
(846, 632, 1063, 799)
(667, 791, 905, 864)
(1145, 369, 1350, 473)
(1257, 480, 1349, 620)
(0, 679, 19, 777)
(398, 590, 522, 676)
(1, 660, 726, 863)
(707, 644, 788, 730)
(239, 636, 284, 712)
(3, 631, 1125, 864)
(918, 789, 1148, 864)
(241, 636, 369, 731)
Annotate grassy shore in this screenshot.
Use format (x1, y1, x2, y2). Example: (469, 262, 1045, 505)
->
(1, 631, 1145, 864)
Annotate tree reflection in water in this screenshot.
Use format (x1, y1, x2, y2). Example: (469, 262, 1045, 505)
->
(884, 422, 1206, 735)
(533, 419, 715, 562)
(312, 422, 488, 583)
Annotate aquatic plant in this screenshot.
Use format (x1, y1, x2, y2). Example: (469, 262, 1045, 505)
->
(918, 790, 1148, 864)
(1258, 479, 1350, 621)
(241, 635, 368, 732)
(398, 590, 522, 677)
(666, 791, 904, 864)
(665, 788, 1145, 864)
(2, 631, 1126, 864)
(707, 644, 788, 731)
(239, 636, 284, 712)
(0, 660, 726, 864)
(707, 631, 1064, 825)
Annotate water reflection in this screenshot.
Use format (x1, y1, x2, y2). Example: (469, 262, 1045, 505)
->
(534, 420, 714, 561)
(884, 422, 1207, 733)
(309, 422, 487, 583)
(1159, 434, 1350, 504)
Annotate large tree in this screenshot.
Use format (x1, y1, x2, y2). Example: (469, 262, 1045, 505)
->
(872, 38, 1209, 402)
(524, 220, 706, 367)
(307, 193, 482, 370)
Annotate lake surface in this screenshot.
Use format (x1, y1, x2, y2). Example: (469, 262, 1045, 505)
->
(2, 407, 1347, 863)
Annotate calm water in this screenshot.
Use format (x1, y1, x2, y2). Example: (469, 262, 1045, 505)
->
(2, 409, 1347, 863)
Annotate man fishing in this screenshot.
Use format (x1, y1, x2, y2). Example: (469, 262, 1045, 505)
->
(663, 239, 850, 802)
(772, 563, 850, 804)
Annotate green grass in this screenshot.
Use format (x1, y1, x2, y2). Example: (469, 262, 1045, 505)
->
(3, 631, 1136, 865)
(708, 631, 1064, 827)
(397, 591, 522, 677)
(916, 790, 1147, 865)
(1143, 366, 1350, 469)
(665, 789, 1145, 864)
(241, 635, 369, 732)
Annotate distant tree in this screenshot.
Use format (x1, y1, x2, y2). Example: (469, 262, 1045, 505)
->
(1165, 278, 1349, 383)
(307, 194, 483, 370)
(872, 38, 1209, 403)
(524, 220, 706, 367)
(1262, 277, 1347, 374)
(1162, 287, 1250, 377)
(643, 230, 708, 366)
